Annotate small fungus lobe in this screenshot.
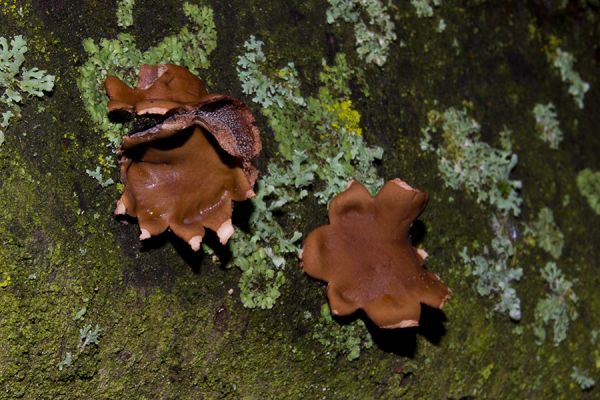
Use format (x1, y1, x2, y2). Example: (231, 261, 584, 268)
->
(106, 64, 261, 248)
(301, 179, 451, 328)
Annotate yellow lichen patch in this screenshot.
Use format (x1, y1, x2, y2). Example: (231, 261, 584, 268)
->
(97, 152, 115, 170)
(0, 272, 11, 288)
(1, 0, 17, 15)
(327, 99, 363, 136)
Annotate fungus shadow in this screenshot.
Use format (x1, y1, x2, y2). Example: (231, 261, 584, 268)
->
(134, 228, 206, 275)
(137, 228, 234, 275)
(115, 194, 253, 276)
(107, 109, 133, 125)
(364, 304, 448, 358)
(409, 219, 427, 246)
(168, 234, 206, 275)
(232, 197, 255, 233)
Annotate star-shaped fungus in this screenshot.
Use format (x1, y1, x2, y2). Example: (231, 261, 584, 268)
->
(105, 64, 261, 249)
(300, 179, 451, 329)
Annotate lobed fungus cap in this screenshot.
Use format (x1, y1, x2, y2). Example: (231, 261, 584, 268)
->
(105, 64, 209, 115)
(301, 179, 451, 329)
(108, 64, 261, 249)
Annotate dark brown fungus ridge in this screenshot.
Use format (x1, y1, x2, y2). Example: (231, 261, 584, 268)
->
(300, 179, 451, 329)
(106, 64, 261, 249)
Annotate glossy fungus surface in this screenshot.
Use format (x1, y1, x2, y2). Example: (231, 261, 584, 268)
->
(301, 179, 451, 328)
(107, 64, 261, 248)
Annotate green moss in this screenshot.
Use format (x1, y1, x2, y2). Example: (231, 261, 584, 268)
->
(0, 0, 599, 398)
(0, 272, 11, 287)
(309, 303, 373, 361)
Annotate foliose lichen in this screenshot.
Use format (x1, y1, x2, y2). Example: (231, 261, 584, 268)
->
(532, 102, 563, 149)
(533, 262, 578, 346)
(237, 36, 306, 109)
(116, 0, 135, 28)
(325, 0, 397, 66)
(524, 207, 564, 259)
(420, 107, 522, 216)
(460, 215, 523, 320)
(78, 323, 102, 352)
(551, 48, 590, 109)
(576, 169, 600, 215)
(0, 34, 55, 145)
(233, 38, 383, 308)
(55, 322, 102, 372)
(411, 0, 442, 18)
(56, 352, 73, 371)
(230, 159, 313, 309)
(85, 165, 115, 188)
(571, 367, 596, 391)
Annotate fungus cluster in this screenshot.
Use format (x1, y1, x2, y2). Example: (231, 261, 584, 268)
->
(106, 64, 261, 249)
(104, 64, 450, 330)
(301, 179, 451, 328)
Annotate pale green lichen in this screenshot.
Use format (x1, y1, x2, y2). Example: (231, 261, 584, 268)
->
(0, 35, 55, 145)
(116, 0, 135, 28)
(436, 18, 447, 32)
(237, 36, 305, 109)
(326, 0, 397, 66)
(73, 306, 87, 321)
(576, 169, 600, 215)
(525, 207, 564, 259)
(591, 329, 599, 344)
(318, 54, 358, 98)
(237, 40, 383, 200)
(237, 256, 287, 309)
(411, 0, 442, 18)
(78, 323, 102, 352)
(532, 102, 563, 149)
(233, 38, 382, 309)
(77, 2, 217, 147)
(230, 157, 313, 309)
(307, 304, 373, 361)
(240, 44, 383, 200)
(571, 367, 596, 391)
(420, 107, 522, 216)
(551, 48, 590, 109)
(85, 166, 114, 188)
(56, 323, 102, 371)
(56, 352, 73, 371)
(533, 262, 578, 346)
(460, 215, 523, 320)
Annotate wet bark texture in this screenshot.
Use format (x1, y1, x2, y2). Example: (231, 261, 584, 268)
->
(0, 1, 599, 399)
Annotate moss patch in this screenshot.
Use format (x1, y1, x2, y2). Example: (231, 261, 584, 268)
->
(0, 0, 599, 398)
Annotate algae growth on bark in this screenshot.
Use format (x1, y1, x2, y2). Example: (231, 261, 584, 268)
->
(1, 0, 599, 398)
